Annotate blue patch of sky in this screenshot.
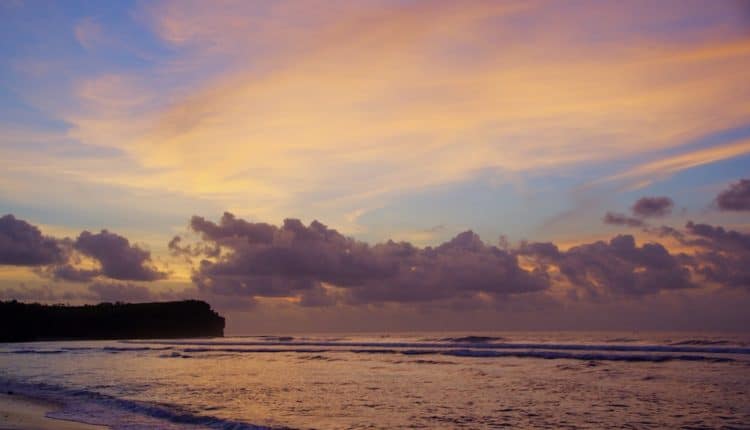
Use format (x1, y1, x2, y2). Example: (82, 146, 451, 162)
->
(0, 86, 69, 131)
(359, 167, 576, 243)
(360, 120, 750, 244)
(0, 180, 222, 236)
(628, 153, 750, 214)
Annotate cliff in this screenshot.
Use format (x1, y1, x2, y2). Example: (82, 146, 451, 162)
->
(0, 300, 225, 342)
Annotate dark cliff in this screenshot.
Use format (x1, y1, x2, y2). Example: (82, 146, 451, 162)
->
(0, 300, 225, 342)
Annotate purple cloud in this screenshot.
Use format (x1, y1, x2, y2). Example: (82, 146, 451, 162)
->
(683, 221, 750, 288)
(0, 214, 65, 266)
(4, 210, 750, 320)
(0, 215, 168, 284)
(74, 230, 167, 281)
(603, 212, 645, 227)
(46, 264, 100, 283)
(632, 197, 674, 217)
(715, 179, 750, 211)
(521, 234, 695, 297)
(187, 214, 550, 307)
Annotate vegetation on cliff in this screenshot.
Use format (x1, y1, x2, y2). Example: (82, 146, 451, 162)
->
(0, 300, 225, 342)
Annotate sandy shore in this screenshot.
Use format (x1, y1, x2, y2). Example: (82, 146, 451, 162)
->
(0, 393, 108, 430)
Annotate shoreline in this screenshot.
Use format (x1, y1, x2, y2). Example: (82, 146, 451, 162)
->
(0, 393, 108, 430)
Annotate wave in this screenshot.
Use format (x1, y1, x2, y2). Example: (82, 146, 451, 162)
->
(151, 347, 736, 363)
(121, 339, 750, 356)
(0, 379, 282, 430)
(3, 346, 175, 355)
(669, 339, 733, 346)
(5, 349, 67, 354)
(6, 339, 747, 362)
(159, 351, 191, 359)
(604, 338, 641, 343)
(441, 336, 505, 343)
(440, 349, 734, 362)
(253, 336, 295, 342)
(392, 359, 457, 365)
(103, 346, 174, 353)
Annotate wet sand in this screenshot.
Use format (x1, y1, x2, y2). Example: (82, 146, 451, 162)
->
(0, 393, 108, 430)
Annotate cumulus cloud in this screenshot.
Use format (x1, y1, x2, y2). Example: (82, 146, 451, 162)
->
(715, 179, 750, 211)
(0, 215, 167, 285)
(603, 212, 645, 227)
(685, 221, 750, 251)
(4, 210, 750, 322)
(561, 235, 694, 296)
(0, 214, 66, 266)
(168, 234, 219, 259)
(74, 230, 167, 281)
(183, 212, 750, 308)
(46, 264, 100, 283)
(185, 213, 550, 308)
(631, 196, 674, 217)
(683, 221, 750, 288)
(520, 235, 695, 297)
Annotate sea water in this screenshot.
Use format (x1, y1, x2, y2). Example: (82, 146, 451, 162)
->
(1, 332, 749, 429)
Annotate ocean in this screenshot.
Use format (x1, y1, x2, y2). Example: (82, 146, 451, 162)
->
(1, 332, 749, 429)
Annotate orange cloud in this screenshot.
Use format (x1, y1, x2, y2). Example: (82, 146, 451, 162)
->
(5, 1, 747, 234)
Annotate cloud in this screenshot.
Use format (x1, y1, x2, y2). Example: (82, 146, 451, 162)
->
(185, 213, 550, 307)
(0, 214, 66, 266)
(561, 235, 694, 296)
(191, 212, 276, 245)
(0, 214, 168, 284)
(631, 197, 674, 218)
(46, 264, 100, 283)
(2, 281, 181, 304)
(88, 281, 155, 302)
(1, 281, 156, 303)
(298, 284, 339, 308)
(74, 230, 167, 281)
(74, 17, 104, 50)
(3, 210, 750, 330)
(685, 221, 750, 252)
(27, 0, 747, 233)
(715, 178, 750, 211)
(179, 212, 750, 308)
(0, 284, 72, 302)
(603, 212, 644, 227)
(684, 221, 750, 288)
(598, 138, 750, 190)
(180, 210, 750, 307)
(520, 234, 695, 297)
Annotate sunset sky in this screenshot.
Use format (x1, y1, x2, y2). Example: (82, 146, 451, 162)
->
(1, 0, 749, 333)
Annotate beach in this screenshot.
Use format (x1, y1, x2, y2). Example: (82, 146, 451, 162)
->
(0, 393, 107, 430)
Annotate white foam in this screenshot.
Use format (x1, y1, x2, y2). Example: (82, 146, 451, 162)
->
(0, 379, 272, 430)
(120, 339, 750, 355)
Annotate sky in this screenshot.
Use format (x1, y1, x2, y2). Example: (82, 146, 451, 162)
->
(1, 0, 750, 333)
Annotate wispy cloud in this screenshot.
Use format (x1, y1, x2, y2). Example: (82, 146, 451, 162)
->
(37, 1, 744, 229)
(74, 17, 104, 50)
(599, 138, 750, 189)
(2, 1, 750, 253)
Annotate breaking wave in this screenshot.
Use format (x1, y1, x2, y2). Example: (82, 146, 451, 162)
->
(169, 347, 734, 363)
(0, 379, 278, 430)
(441, 336, 506, 343)
(120, 339, 750, 356)
(669, 339, 734, 346)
